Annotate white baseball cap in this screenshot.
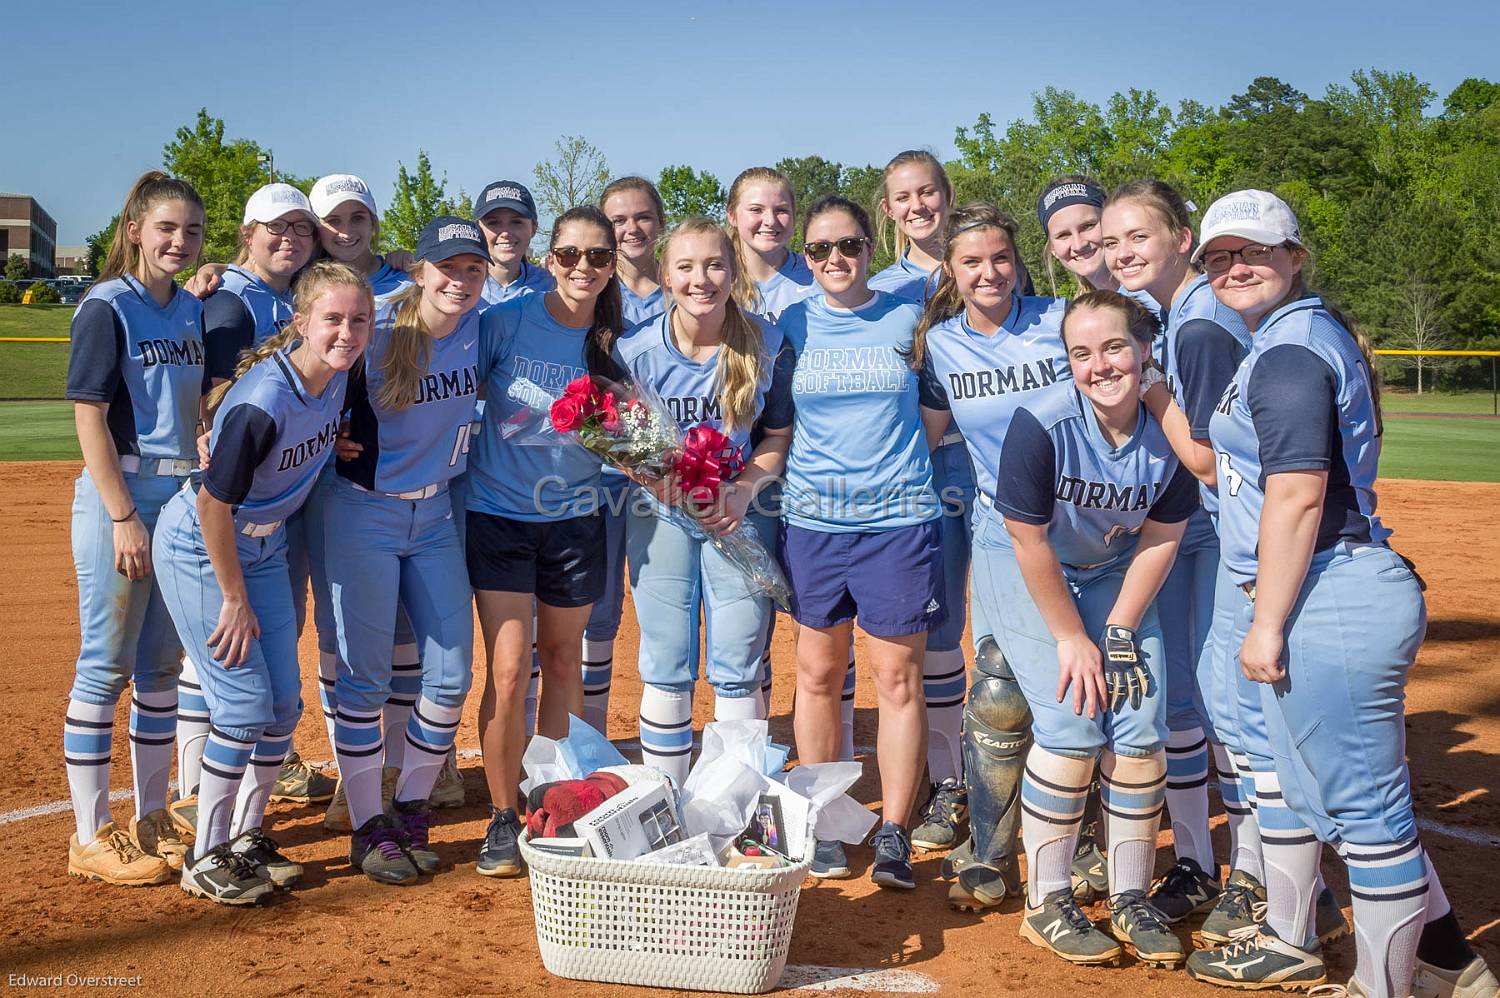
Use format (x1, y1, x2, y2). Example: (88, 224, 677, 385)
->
(310, 174, 377, 218)
(1192, 189, 1303, 263)
(242, 183, 314, 226)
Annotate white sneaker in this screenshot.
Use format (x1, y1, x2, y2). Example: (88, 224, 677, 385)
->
(1414, 956, 1500, 998)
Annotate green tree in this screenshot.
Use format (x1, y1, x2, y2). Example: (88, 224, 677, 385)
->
(4, 254, 28, 281)
(532, 135, 609, 220)
(774, 155, 845, 214)
(380, 151, 467, 253)
(86, 216, 119, 276)
(657, 165, 725, 222)
(1226, 77, 1307, 120)
(163, 109, 293, 264)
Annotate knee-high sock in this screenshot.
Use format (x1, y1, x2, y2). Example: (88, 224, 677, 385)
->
(317, 651, 338, 757)
(1416, 854, 1478, 972)
(64, 698, 115, 844)
(1344, 839, 1429, 998)
(1020, 745, 1095, 906)
(1102, 749, 1167, 896)
(524, 612, 541, 739)
(196, 729, 254, 853)
(175, 657, 210, 797)
(383, 641, 421, 773)
(1165, 728, 1213, 871)
(334, 704, 386, 829)
(1252, 765, 1321, 947)
(395, 697, 462, 805)
(1215, 746, 1264, 880)
(839, 647, 856, 762)
(714, 689, 764, 722)
(639, 685, 693, 788)
(129, 689, 177, 818)
(581, 637, 614, 735)
(923, 648, 965, 784)
(231, 730, 293, 837)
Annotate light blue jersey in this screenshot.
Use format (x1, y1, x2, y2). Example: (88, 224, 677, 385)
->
(479, 259, 555, 307)
(997, 386, 1197, 570)
(340, 302, 481, 494)
(369, 257, 414, 299)
(778, 291, 937, 532)
(467, 293, 600, 521)
(1210, 295, 1389, 586)
(199, 348, 347, 529)
(755, 250, 816, 322)
(918, 295, 1072, 502)
(66, 275, 205, 460)
(219, 265, 293, 342)
(619, 283, 665, 327)
(869, 252, 938, 304)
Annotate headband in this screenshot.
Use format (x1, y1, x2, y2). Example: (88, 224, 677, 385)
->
(1037, 180, 1106, 233)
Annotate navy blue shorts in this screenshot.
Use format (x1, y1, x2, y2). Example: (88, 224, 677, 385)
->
(466, 511, 605, 608)
(779, 520, 946, 637)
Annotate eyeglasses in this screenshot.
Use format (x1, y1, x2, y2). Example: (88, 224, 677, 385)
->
(804, 237, 868, 263)
(262, 218, 315, 238)
(1202, 243, 1278, 274)
(552, 246, 616, 268)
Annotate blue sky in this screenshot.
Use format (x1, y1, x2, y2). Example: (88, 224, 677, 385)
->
(8, 0, 1498, 245)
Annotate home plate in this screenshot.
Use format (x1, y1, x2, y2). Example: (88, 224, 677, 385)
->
(782, 965, 940, 992)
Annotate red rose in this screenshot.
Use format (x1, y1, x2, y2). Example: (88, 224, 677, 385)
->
(563, 375, 595, 401)
(597, 394, 620, 431)
(550, 395, 585, 433)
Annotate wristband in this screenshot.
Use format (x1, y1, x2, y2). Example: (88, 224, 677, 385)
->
(111, 507, 138, 523)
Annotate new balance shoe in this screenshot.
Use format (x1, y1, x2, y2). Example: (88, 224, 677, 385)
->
(428, 748, 465, 809)
(394, 799, 440, 874)
(68, 822, 173, 887)
(1149, 857, 1223, 923)
(1020, 887, 1123, 965)
(1413, 955, 1500, 998)
(1186, 927, 1327, 991)
(869, 822, 914, 890)
(1199, 869, 1268, 945)
(1071, 840, 1109, 902)
(1108, 889, 1186, 968)
(352, 814, 419, 885)
(228, 827, 303, 887)
(167, 795, 198, 841)
(809, 840, 851, 880)
(180, 843, 276, 905)
(948, 858, 1021, 912)
(476, 807, 522, 878)
(324, 779, 352, 832)
(1314, 887, 1351, 946)
(270, 752, 337, 803)
(911, 778, 967, 851)
(130, 809, 188, 872)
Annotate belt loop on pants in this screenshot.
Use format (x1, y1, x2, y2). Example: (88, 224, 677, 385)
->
(938, 431, 965, 448)
(119, 455, 197, 478)
(240, 520, 282, 538)
(351, 481, 442, 501)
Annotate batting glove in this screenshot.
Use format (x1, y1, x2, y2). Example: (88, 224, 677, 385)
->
(1102, 624, 1154, 713)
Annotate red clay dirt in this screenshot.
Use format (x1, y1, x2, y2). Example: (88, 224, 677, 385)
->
(1, 461, 1495, 995)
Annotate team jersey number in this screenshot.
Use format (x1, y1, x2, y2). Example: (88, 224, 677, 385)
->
(1218, 453, 1244, 497)
(450, 423, 476, 466)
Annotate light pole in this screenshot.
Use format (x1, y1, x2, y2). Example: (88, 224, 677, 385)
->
(258, 151, 274, 182)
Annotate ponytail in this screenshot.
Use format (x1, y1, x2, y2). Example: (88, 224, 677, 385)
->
(94, 171, 205, 291)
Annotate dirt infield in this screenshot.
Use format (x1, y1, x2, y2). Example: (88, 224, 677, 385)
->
(1, 461, 1495, 996)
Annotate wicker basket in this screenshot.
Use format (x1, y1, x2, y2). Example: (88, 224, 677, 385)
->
(519, 832, 810, 993)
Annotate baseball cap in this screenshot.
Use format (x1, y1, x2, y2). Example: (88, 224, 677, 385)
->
(473, 180, 538, 222)
(414, 215, 489, 264)
(242, 183, 314, 226)
(310, 174, 377, 218)
(1192, 189, 1303, 263)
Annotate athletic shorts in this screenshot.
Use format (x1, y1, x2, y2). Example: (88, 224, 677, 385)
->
(465, 510, 605, 608)
(779, 519, 945, 637)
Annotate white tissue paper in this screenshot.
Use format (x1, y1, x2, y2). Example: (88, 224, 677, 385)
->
(519, 714, 629, 796)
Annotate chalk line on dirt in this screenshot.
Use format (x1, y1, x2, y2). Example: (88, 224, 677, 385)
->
(782, 965, 940, 992)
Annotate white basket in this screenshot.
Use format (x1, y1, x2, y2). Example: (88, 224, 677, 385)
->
(520, 832, 810, 994)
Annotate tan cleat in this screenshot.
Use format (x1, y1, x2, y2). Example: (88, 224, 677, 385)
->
(1414, 956, 1500, 998)
(130, 809, 188, 871)
(428, 747, 466, 809)
(69, 822, 172, 887)
(270, 751, 337, 803)
(324, 779, 352, 832)
(167, 795, 197, 841)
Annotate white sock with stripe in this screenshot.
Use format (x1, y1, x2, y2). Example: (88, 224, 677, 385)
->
(639, 685, 693, 787)
(175, 657, 210, 797)
(714, 689, 764, 722)
(230, 730, 293, 836)
(922, 648, 965, 784)
(1165, 727, 1213, 871)
(840, 642, 856, 762)
(581, 637, 614, 735)
(317, 651, 338, 756)
(129, 689, 177, 819)
(1020, 745, 1095, 905)
(1215, 746, 1264, 880)
(334, 705, 386, 829)
(1101, 749, 1168, 895)
(396, 697, 462, 804)
(1252, 765, 1321, 947)
(64, 698, 115, 844)
(1344, 839, 1429, 998)
(196, 729, 254, 853)
(383, 641, 421, 773)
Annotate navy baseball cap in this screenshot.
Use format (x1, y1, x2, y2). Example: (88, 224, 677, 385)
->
(414, 216, 489, 264)
(473, 180, 538, 222)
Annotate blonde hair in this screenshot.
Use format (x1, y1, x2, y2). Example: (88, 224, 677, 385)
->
(205, 261, 372, 409)
(376, 282, 433, 411)
(94, 171, 204, 290)
(725, 166, 795, 312)
(877, 150, 953, 260)
(599, 176, 666, 225)
(910, 202, 1021, 371)
(1103, 179, 1197, 265)
(660, 217, 769, 434)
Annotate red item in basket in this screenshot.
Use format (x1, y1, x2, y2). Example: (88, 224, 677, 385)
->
(525, 771, 629, 838)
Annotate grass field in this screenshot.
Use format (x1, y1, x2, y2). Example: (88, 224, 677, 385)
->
(0, 305, 72, 400)
(1383, 389, 1500, 416)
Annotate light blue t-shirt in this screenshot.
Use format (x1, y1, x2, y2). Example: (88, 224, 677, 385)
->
(467, 294, 600, 521)
(755, 250, 816, 322)
(619, 283, 665, 327)
(480, 259, 556, 307)
(369, 256, 414, 299)
(869, 252, 938, 304)
(778, 291, 937, 532)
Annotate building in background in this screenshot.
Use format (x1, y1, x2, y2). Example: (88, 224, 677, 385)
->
(54, 246, 87, 275)
(0, 193, 58, 278)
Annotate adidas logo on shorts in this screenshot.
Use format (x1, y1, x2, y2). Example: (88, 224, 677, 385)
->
(925, 599, 940, 614)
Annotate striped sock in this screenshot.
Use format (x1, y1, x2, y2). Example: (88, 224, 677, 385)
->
(714, 689, 764, 722)
(1020, 746, 1095, 905)
(1102, 749, 1167, 895)
(317, 651, 338, 754)
(1222, 749, 1265, 880)
(1344, 839, 1429, 998)
(129, 689, 177, 818)
(1252, 764, 1322, 947)
(396, 698, 462, 804)
(1165, 728, 1214, 871)
(231, 730, 293, 836)
(639, 685, 693, 787)
(524, 610, 540, 738)
(334, 705, 386, 829)
(839, 646, 856, 763)
(383, 641, 422, 773)
(197, 729, 254, 852)
(175, 658, 210, 796)
(923, 648, 966, 784)
(581, 637, 614, 735)
(64, 698, 115, 844)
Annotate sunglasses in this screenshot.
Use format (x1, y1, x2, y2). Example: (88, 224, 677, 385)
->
(263, 218, 315, 238)
(804, 237, 869, 263)
(552, 246, 616, 268)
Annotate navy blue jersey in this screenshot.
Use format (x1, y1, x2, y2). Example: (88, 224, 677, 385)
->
(918, 295, 1072, 502)
(199, 347, 347, 528)
(755, 251, 816, 322)
(204, 266, 293, 382)
(619, 283, 665, 327)
(869, 253, 938, 305)
(997, 386, 1197, 569)
(65, 275, 205, 460)
(1209, 295, 1389, 585)
(340, 301, 481, 493)
(479, 260, 555, 307)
